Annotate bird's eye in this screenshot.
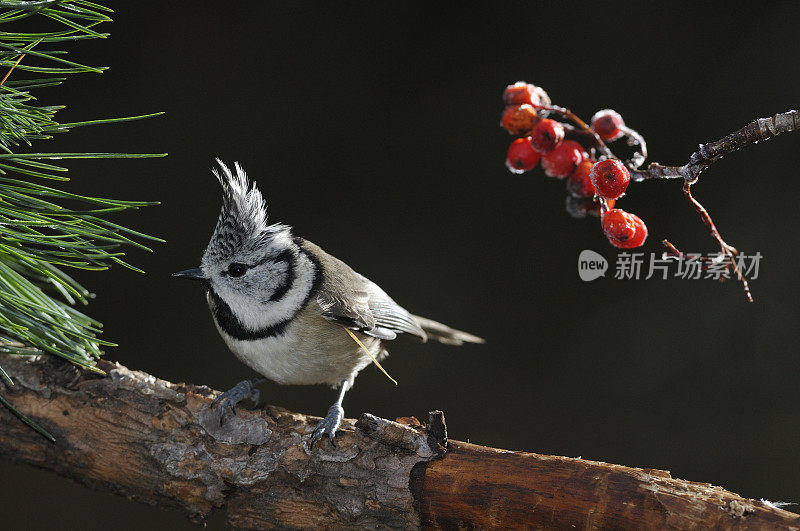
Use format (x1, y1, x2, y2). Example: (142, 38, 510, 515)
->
(227, 263, 248, 277)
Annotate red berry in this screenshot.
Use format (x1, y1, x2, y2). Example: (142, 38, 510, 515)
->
(502, 82, 551, 121)
(567, 160, 596, 198)
(530, 119, 565, 154)
(541, 140, 587, 179)
(505, 137, 541, 173)
(589, 159, 630, 199)
(500, 104, 539, 135)
(591, 109, 625, 142)
(503, 82, 537, 106)
(503, 81, 549, 106)
(601, 209, 635, 241)
(601, 209, 648, 248)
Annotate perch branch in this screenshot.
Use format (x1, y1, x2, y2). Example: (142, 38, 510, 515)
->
(0, 354, 797, 529)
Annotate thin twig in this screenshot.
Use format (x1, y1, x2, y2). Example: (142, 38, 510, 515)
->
(629, 110, 798, 301)
(664, 180, 753, 302)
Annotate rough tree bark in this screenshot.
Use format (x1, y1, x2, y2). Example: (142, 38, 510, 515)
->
(0, 354, 797, 529)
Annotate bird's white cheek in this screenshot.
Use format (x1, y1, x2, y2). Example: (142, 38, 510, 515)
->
(217, 287, 280, 330)
(212, 251, 316, 333)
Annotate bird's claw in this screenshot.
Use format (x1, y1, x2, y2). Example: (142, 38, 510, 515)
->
(310, 404, 344, 447)
(211, 379, 261, 426)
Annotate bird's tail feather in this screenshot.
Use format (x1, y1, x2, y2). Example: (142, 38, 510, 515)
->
(413, 315, 485, 346)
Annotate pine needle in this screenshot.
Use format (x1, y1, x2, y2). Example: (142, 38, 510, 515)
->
(0, 53, 25, 87)
(342, 326, 398, 386)
(0, 0, 162, 439)
(0, 363, 12, 385)
(0, 392, 55, 442)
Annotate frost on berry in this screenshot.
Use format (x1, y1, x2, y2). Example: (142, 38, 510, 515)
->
(591, 109, 625, 142)
(503, 82, 538, 106)
(567, 160, 596, 198)
(601, 209, 635, 241)
(505, 137, 540, 173)
(501, 104, 540, 135)
(530, 119, 565, 154)
(541, 140, 587, 179)
(589, 159, 630, 199)
(601, 208, 647, 248)
(503, 81, 551, 112)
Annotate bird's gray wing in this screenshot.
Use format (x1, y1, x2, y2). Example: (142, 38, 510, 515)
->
(317, 278, 427, 342)
(316, 284, 382, 336)
(302, 240, 426, 341)
(364, 282, 427, 341)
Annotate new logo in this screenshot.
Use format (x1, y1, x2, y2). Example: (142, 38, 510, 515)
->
(578, 250, 608, 281)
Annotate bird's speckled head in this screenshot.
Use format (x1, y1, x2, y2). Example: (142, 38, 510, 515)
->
(204, 160, 286, 258)
(199, 160, 294, 300)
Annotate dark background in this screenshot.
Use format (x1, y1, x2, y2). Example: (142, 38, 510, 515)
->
(1, 2, 799, 528)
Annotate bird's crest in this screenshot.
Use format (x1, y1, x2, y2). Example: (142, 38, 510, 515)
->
(205, 159, 288, 260)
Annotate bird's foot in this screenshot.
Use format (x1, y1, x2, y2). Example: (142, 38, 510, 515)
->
(211, 379, 262, 425)
(310, 404, 344, 447)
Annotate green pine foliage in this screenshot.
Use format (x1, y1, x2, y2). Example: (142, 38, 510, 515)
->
(0, 0, 165, 439)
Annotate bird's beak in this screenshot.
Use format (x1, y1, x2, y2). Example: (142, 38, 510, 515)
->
(172, 267, 207, 281)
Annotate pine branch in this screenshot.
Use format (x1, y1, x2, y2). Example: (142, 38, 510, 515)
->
(0, 354, 797, 529)
(0, 0, 165, 436)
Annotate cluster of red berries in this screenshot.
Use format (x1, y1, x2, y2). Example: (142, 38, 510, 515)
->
(500, 82, 648, 249)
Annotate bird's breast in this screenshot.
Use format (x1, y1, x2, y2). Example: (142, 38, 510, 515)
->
(210, 306, 383, 387)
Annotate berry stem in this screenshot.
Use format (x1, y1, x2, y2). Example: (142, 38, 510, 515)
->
(619, 124, 647, 170)
(532, 103, 614, 159)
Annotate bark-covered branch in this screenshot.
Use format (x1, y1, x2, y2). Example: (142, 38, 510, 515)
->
(631, 109, 799, 182)
(0, 354, 798, 529)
